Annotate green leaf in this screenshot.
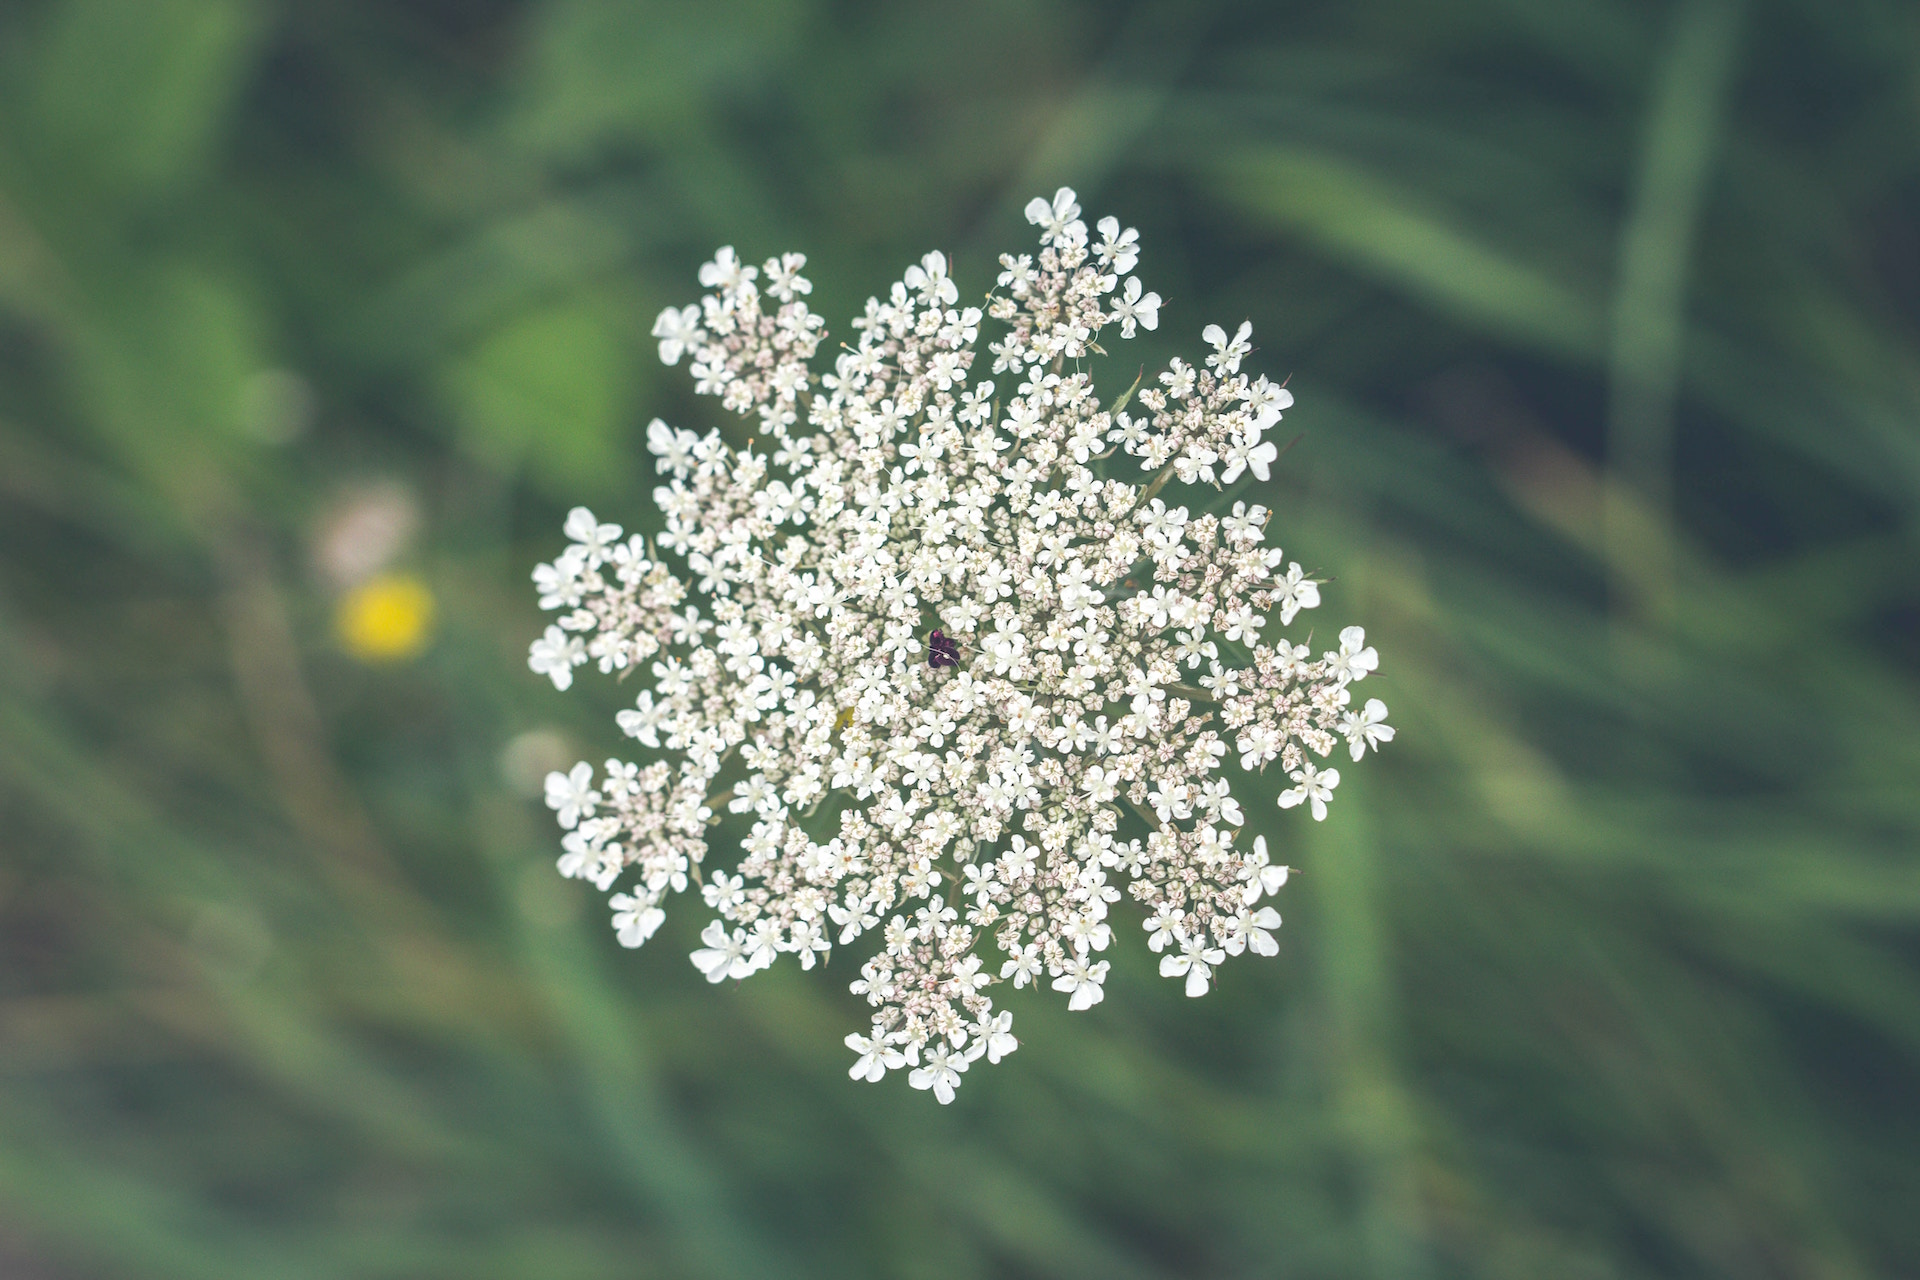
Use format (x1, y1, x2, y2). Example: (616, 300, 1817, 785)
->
(1210, 145, 1605, 359)
(31, 0, 266, 200)
(438, 292, 640, 496)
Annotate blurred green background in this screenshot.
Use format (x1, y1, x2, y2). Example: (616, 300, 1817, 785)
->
(2, 0, 1917, 1276)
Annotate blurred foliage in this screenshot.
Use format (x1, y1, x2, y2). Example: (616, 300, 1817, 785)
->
(1, 0, 1917, 1277)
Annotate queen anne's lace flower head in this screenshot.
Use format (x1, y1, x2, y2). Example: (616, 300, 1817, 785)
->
(530, 189, 1391, 1102)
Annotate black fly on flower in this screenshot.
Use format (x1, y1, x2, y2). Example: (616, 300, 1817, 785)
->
(528, 188, 1392, 1102)
(927, 629, 962, 669)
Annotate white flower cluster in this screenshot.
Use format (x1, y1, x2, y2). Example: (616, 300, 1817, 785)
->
(529, 189, 1392, 1103)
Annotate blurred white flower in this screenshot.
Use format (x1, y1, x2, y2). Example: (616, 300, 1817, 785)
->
(543, 762, 599, 829)
(311, 480, 418, 589)
(610, 894, 665, 947)
(528, 625, 584, 690)
(652, 304, 701, 365)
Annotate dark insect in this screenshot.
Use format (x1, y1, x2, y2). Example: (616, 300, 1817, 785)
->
(927, 628, 962, 669)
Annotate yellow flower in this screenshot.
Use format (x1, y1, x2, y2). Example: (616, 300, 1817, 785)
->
(335, 573, 435, 662)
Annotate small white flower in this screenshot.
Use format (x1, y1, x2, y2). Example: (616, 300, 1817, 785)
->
(647, 417, 703, 476)
(1340, 698, 1395, 761)
(1278, 763, 1340, 822)
(701, 871, 746, 911)
(610, 894, 666, 948)
(1144, 907, 1184, 953)
(1222, 500, 1265, 542)
(1064, 913, 1113, 955)
(1239, 834, 1291, 903)
(1226, 906, 1281, 957)
(1275, 563, 1321, 625)
(1000, 942, 1043, 988)
(532, 554, 583, 610)
(1328, 626, 1379, 684)
(1245, 375, 1293, 423)
(528, 624, 585, 690)
(1173, 629, 1216, 669)
(689, 919, 756, 982)
(1202, 320, 1253, 374)
(697, 246, 756, 291)
(729, 773, 775, 814)
(978, 1010, 1018, 1063)
(1220, 425, 1279, 485)
(1159, 933, 1227, 997)
(764, 252, 812, 302)
(563, 507, 622, 559)
(544, 762, 599, 829)
(1222, 606, 1263, 644)
(1110, 276, 1160, 338)
(903, 251, 959, 306)
(652, 304, 701, 365)
(908, 1043, 967, 1103)
(846, 1031, 906, 1082)
(1024, 186, 1086, 246)
(1092, 216, 1140, 273)
(1051, 955, 1110, 1011)
(996, 255, 1037, 295)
